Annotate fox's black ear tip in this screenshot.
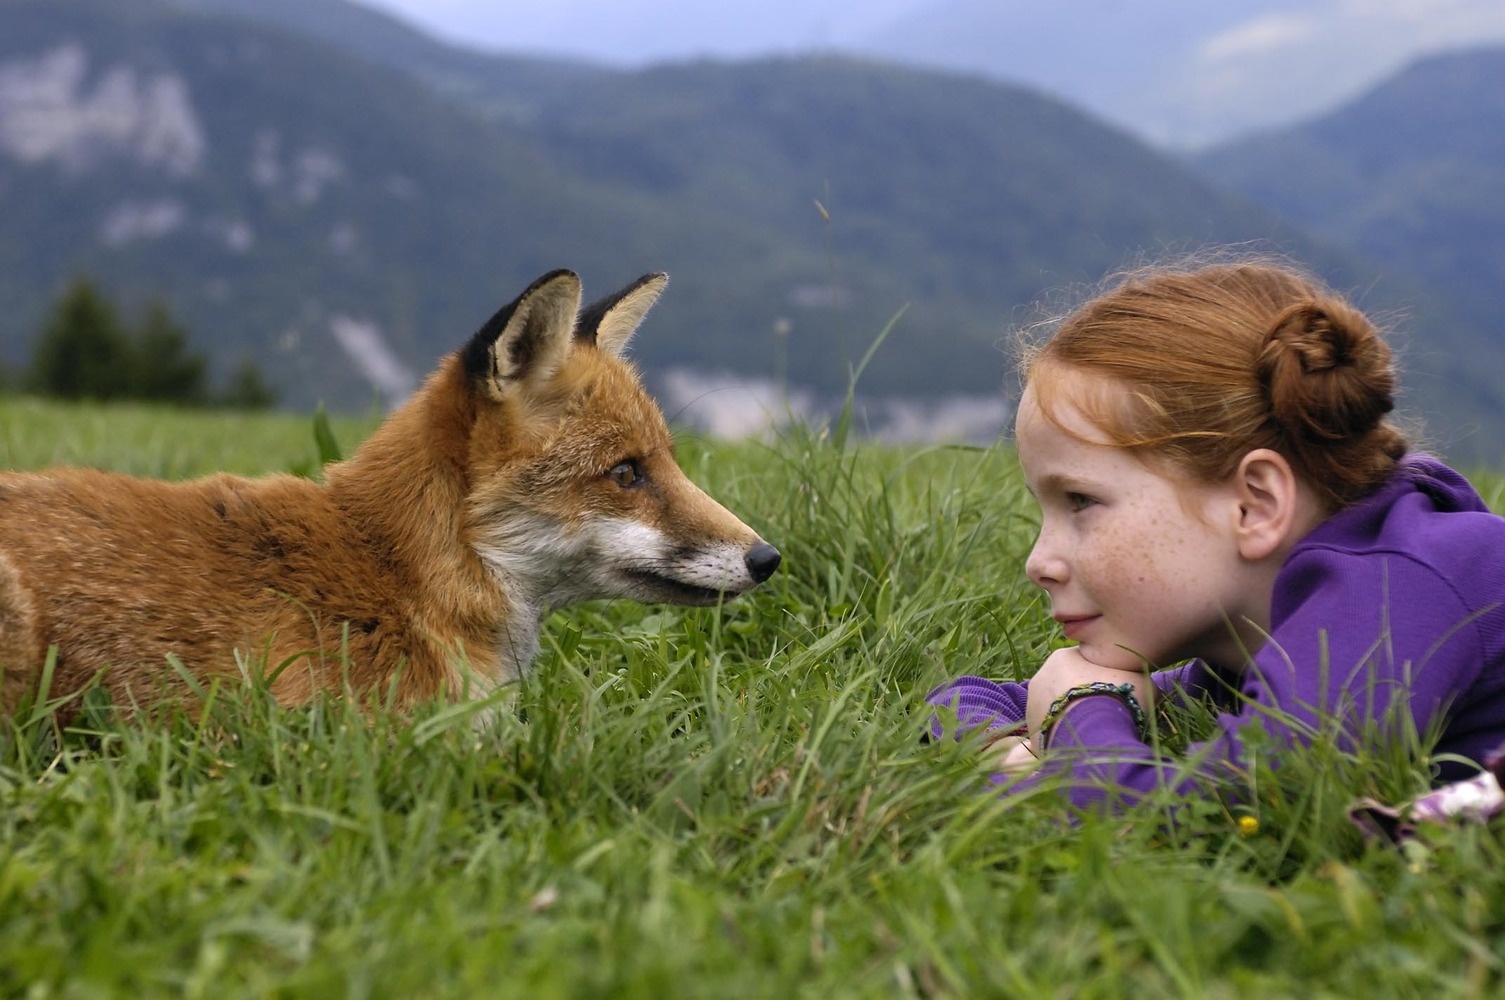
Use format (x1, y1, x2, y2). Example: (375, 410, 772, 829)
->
(461, 270, 583, 384)
(626, 271, 668, 290)
(530, 268, 580, 291)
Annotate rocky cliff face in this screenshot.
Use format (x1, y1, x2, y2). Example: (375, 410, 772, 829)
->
(0, 44, 205, 177)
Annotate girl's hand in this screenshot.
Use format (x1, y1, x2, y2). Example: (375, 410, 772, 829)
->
(1024, 646, 1156, 743)
(980, 733, 1042, 776)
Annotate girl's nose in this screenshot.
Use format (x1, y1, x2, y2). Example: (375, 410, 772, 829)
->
(1025, 530, 1066, 588)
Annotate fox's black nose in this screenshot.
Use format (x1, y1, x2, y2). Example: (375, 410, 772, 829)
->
(745, 542, 781, 583)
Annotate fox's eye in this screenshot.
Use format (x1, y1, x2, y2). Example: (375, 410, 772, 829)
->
(606, 460, 643, 489)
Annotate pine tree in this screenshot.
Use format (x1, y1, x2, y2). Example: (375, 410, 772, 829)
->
(217, 358, 279, 410)
(132, 297, 208, 404)
(26, 278, 134, 400)
(26, 278, 280, 408)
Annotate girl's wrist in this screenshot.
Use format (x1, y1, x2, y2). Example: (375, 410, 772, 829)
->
(1035, 681, 1149, 752)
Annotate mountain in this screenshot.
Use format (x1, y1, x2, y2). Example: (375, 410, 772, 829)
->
(2, 0, 1502, 463)
(0, 0, 679, 408)
(1194, 47, 1505, 330)
(1192, 47, 1505, 458)
(169, 0, 612, 118)
(858, 0, 1505, 150)
(344, 0, 1505, 151)
(517, 56, 1349, 394)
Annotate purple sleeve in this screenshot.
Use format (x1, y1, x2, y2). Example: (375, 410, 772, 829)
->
(924, 675, 1029, 741)
(1013, 548, 1485, 812)
(925, 661, 1223, 744)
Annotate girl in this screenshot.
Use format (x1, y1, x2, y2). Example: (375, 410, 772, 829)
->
(928, 259, 1505, 813)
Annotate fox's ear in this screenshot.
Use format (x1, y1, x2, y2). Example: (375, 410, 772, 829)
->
(462, 270, 582, 398)
(575, 272, 668, 358)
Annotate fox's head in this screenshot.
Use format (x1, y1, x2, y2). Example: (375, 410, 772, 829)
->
(456, 270, 780, 613)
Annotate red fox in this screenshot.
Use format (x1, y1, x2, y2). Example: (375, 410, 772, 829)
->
(0, 270, 781, 715)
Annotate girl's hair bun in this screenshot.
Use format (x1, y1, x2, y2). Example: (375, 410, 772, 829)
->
(1256, 300, 1396, 446)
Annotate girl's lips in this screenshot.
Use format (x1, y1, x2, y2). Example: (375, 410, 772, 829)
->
(1054, 614, 1098, 640)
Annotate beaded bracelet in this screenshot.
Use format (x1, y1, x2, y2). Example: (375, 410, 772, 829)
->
(1036, 681, 1149, 753)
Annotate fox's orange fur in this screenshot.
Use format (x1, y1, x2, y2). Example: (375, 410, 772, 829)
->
(0, 270, 780, 716)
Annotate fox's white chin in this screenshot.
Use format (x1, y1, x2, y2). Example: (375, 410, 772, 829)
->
(475, 515, 769, 610)
(618, 567, 751, 606)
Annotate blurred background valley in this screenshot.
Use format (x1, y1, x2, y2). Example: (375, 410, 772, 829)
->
(2, 0, 1503, 462)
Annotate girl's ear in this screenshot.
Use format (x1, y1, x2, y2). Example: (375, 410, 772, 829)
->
(1232, 448, 1310, 561)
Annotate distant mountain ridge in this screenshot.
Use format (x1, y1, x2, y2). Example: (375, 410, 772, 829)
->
(1193, 47, 1505, 336)
(1192, 45, 1505, 461)
(3, 0, 1503, 463)
(169, 0, 610, 119)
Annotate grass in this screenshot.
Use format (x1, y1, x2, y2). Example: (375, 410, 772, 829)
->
(3, 395, 1505, 997)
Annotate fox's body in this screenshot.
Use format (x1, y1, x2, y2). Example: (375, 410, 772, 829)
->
(0, 270, 780, 714)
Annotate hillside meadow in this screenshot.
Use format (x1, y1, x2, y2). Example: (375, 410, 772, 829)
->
(3, 396, 1505, 997)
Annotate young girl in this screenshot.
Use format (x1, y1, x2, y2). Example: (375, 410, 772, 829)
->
(928, 259, 1505, 814)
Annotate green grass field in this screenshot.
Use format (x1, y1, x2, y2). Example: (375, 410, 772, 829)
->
(3, 396, 1505, 998)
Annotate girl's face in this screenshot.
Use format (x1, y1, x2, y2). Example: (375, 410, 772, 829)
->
(1016, 374, 1276, 672)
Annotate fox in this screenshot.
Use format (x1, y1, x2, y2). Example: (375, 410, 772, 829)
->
(0, 269, 781, 717)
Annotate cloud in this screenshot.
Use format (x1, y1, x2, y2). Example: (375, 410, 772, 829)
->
(1165, 0, 1505, 145)
(1200, 0, 1505, 69)
(1199, 13, 1319, 63)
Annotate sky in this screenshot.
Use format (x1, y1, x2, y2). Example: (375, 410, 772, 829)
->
(357, 0, 926, 61)
(352, 0, 1505, 147)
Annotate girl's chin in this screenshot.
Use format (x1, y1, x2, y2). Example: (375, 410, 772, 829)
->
(1078, 642, 1157, 673)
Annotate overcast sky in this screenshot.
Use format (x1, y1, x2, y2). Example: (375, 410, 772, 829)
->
(352, 0, 1505, 146)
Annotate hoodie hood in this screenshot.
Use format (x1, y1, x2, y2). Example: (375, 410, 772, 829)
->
(1399, 454, 1491, 515)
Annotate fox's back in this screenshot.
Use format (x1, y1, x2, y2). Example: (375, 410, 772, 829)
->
(0, 467, 412, 705)
(0, 466, 339, 589)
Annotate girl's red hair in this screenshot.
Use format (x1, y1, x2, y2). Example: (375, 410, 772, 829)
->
(1023, 260, 1409, 511)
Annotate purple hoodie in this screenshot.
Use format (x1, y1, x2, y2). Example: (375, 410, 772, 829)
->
(927, 455, 1505, 811)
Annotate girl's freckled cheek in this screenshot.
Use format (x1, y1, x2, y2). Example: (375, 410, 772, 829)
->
(1122, 532, 1164, 586)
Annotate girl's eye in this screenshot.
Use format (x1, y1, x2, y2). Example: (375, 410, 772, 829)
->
(607, 460, 644, 488)
(1065, 492, 1097, 512)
